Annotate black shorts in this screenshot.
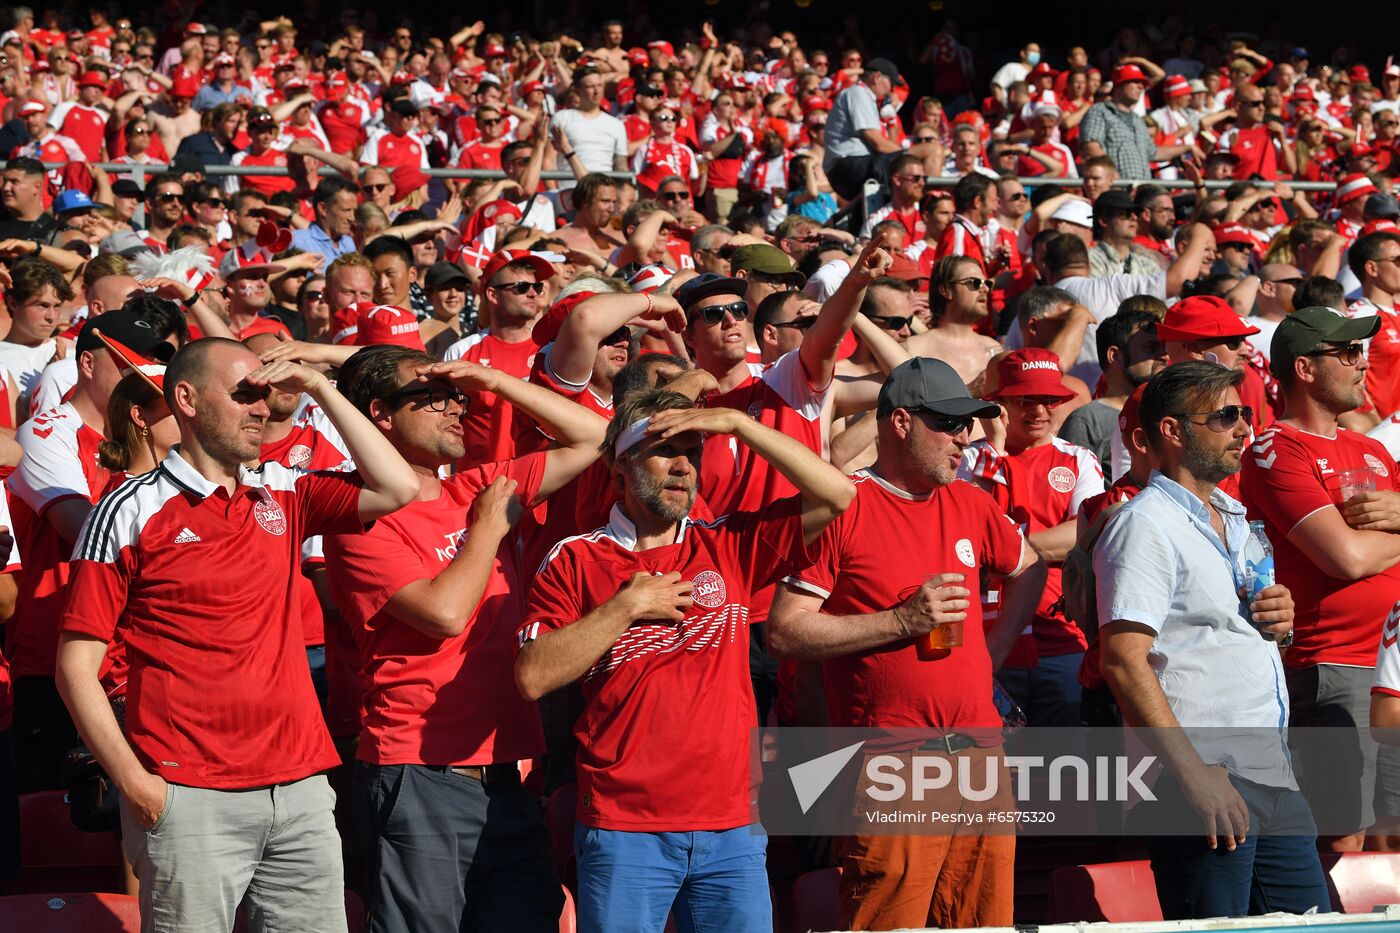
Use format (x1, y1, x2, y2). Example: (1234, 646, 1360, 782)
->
(827, 152, 900, 201)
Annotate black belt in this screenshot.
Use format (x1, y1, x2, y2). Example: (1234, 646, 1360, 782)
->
(917, 733, 978, 755)
(446, 763, 520, 787)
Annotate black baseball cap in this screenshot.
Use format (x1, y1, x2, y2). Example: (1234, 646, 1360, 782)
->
(110, 179, 142, 198)
(877, 357, 1000, 419)
(1270, 306, 1381, 378)
(1093, 190, 1135, 217)
(424, 260, 470, 291)
(866, 58, 900, 81)
(674, 272, 747, 313)
(75, 310, 177, 360)
(390, 97, 420, 117)
(635, 84, 664, 97)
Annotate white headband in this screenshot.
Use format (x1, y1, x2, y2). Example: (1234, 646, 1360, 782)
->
(614, 417, 652, 456)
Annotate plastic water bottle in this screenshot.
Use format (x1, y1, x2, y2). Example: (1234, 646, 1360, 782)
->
(1244, 520, 1275, 598)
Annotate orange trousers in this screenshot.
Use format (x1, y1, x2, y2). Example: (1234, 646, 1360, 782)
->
(837, 745, 1016, 930)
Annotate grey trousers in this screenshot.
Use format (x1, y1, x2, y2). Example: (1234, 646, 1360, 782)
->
(119, 774, 348, 933)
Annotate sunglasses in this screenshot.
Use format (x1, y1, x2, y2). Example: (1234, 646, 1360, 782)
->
(361, 183, 391, 193)
(771, 316, 817, 332)
(920, 413, 975, 435)
(1179, 404, 1253, 432)
(656, 114, 677, 122)
(479, 117, 502, 126)
(151, 192, 182, 203)
(384, 384, 468, 412)
(1005, 394, 1068, 409)
(1240, 99, 1265, 108)
(954, 276, 990, 291)
(1305, 343, 1365, 366)
(1381, 120, 1400, 128)
(130, 127, 149, 135)
(913, 135, 936, 143)
(304, 289, 325, 301)
(602, 324, 631, 345)
(198, 197, 225, 207)
(896, 173, 927, 183)
(1265, 276, 1305, 287)
(866, 313, 914, 331)
(691, 300, 750, 325)
(493, 280, 546, 295)
(503, 158, 530, 168)
(659, 189, 690, 201)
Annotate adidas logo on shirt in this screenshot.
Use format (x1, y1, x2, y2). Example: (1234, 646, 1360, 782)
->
(174, 527, 202, 544)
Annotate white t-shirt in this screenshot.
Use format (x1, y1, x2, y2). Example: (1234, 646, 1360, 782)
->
(29, 357, 77, 421)
(0, 341, 57, 418)
(1244, 316, 1281, 360)
(1053, 272, 1169, 385)
(550, 108, 627, 185)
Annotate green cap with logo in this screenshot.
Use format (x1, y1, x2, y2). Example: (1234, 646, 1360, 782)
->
(729, 243, 805, 285)
(1269, 306, 1381, 378)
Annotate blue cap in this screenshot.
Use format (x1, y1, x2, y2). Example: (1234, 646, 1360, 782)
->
(52, 189, 95, 216)
(1290, 47, 1311, 60)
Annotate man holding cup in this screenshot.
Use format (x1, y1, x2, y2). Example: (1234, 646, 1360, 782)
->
(767, 357, 1046, 931)
(1239, 306, 1400, 850)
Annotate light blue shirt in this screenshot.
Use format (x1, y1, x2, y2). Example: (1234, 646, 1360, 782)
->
(290, 223, 355, 261)
(1093, 471, 1295, 789)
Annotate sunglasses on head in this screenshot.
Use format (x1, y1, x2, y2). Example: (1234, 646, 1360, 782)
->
(383, 383, 468, 412)
(493, 280, 546, 295)
(691, 300, 749, 325)
(1178, 404, 1252, 432)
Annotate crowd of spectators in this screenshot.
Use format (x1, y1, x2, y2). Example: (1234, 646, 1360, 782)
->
(1, 8, 1400, 933)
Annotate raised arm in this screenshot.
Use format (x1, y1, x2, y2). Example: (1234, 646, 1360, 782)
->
(420, 359, 609, 501)
(800, 233, 893, 389)
(1166, 222, 1212, 297)
(244, 361, 419, 519)
(646, 406, 855, 542)
(548, 292, 686, 387)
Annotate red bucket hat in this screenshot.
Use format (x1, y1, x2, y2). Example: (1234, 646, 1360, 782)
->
(988, 348, 1075, 401)
(1156, 295, 1261, 343)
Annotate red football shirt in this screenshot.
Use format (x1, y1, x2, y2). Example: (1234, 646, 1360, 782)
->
(60, 451, 366, 789)
(785, 471, 1023, 735)
(7, 402, 109, 678)
(1240, 421, 1400, 667)
(1349, 299, 1400, 419)
(519, 496, 814, 831)
(318, 99, 369, 155)
(51, 102, 107, 160)
(455, 139, 505, 172)
(443, 331, 539, 467)
(326, 453, 546, 766)
(960, 437, 1105, 661)
(231, 146, 297, 195)
(361, 129, 430, 202)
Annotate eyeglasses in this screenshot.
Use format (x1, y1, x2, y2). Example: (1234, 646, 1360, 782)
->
(921, 413, 974, 435)
(198, 197, 225, 207)
(659, 189, 690, 201)
(130, 127, 149, 135)
(1240, 99, 1265, 108)
(913, 135, 937, 143)
(478, 117, 502, 126)
(602, 324, 631, 346)
(691, 300, 750, 325)
(771, 316, 817, 332)
(954, 276, 990, 291)
(865, 312, 914, 330)
(304, 290, 325, 302)
(656, 114, 677, 122)
(151, 192, 182, 203)
(896, 173, 926, 183)
(1305, 343, 1365, 366)
(493, 280, 546, 295)
(1264, 276, 1305, 287)
(1008, 191, 1029, 201)
(384, 383, 468, 412)
(135, 52, 153, 60)
(1381, 120, 1400, 128)
(361, 183, 391, 194)
(1178, 404, 1253, 432)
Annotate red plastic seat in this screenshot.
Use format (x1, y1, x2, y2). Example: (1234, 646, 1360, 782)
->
(559, 884, 576, 933)
(546, 783, 578, 890)
(0, 790, 123, 895)
(1046, 860, 1163, 923)
(790, 867, 844, 933)
(1322, 851, 1400, 913)
(0, 892, 141, 931)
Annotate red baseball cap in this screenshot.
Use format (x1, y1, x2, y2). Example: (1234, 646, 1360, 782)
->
(988, 349, 1076, 401)
(886, 252, 928, 287)
(627, 47, 650, 68)
(353, 303, 426, 350)
(531, 290, 597, 347)
(170, 77, 199, 98)
(17, 100, 45, 116)
(648, 41, 675, 58)
(521, 80, 545, 96)
(1213, 225, 1257, 249)
(78, 70, 107, 89)
(484, 43, 507, 58)
(1027, 62, 1057, 80)
(1350, 65, 1372, 84)
(1156, 295, 1261, 343)
(1289, 85, 1317, 104)
(1111, 64, 1148, 85)
(1118, 383, 1147, 438)
(481, 249, 555, 295)
(1337, 173, 1379, 205)
(802, 95, 830, 113)
(1363, 219, 1400, 235)
(1163, 74, 1192, 99)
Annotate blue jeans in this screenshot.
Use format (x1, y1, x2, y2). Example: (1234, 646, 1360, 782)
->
(999, 651, 1084, 727)
(1145, 774, 1330, 919)
(574, 823, 770, 933)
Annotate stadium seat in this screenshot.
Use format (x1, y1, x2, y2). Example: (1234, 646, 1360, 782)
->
(1322, 852, 1400, 913)
(0, 790, 123, 895)
(559, 884, 576, 933)
(1046, 860, 1163, 923)
(0, 891, 141, 931)
(547, 783, 578, 890)
(790, 867, 843, 933)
